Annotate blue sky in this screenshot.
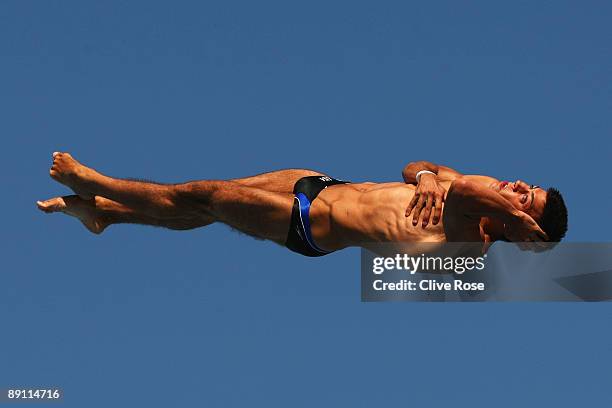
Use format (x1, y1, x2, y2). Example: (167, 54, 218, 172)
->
(2, 1, 611, 406)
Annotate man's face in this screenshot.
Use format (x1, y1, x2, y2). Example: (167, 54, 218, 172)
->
(493, 180, 546, 221)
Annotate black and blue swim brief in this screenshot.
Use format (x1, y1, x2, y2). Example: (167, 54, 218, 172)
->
(285, 175, 349, 257)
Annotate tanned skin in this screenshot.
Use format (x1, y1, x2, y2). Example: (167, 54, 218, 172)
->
(38, 154, 548, 254)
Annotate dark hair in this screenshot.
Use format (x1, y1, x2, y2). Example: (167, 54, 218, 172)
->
(539, 187, 568, 242)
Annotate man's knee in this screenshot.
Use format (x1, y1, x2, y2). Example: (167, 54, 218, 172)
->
(170, 181, 220, 217)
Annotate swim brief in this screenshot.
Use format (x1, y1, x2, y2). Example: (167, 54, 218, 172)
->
(285, 175, 349, 257)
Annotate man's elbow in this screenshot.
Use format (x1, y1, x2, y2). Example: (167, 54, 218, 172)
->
(403, 161, 420, 172)
(402, 161, 422, 181)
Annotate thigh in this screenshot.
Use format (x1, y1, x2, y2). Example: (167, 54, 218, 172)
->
(208, 182, 296, 245)
(231, 169, 325, 193)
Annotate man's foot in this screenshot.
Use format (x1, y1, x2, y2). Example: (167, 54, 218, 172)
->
(36, 195, 108, 234)
(49, 152, 95, 199)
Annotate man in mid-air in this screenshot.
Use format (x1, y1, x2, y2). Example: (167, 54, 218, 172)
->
(37, 152, 567, 256)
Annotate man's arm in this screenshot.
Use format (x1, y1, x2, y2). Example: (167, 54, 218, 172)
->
(402, 161, 462, 184)
(443, 178, 547, 243)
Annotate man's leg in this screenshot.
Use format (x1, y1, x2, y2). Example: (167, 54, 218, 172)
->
(231, 169, 325, 192)
(47, 152, 294, 244)
(37, 195, 214, 234)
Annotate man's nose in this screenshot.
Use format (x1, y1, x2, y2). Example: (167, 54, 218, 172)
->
(513, 180, 527, 191)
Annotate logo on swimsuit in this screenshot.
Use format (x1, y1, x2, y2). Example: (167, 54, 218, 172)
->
(319, 176, 333, 182)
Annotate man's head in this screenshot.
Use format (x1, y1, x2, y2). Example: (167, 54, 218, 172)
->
(494, 180, 568, 242)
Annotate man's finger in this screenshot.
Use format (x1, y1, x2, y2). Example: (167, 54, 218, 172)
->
(405, 194, 419, 217)
(531, 229, 548, 242)
(422, 195, 434, 227)
(412, 196, 426, 226)
(432, 197, 443, 225)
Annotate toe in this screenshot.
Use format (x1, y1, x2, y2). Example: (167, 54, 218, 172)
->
(36, 200, 47, 212)
(37, 197, 66, 213)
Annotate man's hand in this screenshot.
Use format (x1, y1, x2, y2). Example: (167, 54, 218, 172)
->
(406, 173, 447, 227)
(504, 212, 549, 250)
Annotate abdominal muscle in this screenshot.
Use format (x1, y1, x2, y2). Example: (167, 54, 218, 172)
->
(309, 181, 448, 252)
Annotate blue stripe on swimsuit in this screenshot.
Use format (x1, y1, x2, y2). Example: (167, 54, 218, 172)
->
(295, 192, 330, 254)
